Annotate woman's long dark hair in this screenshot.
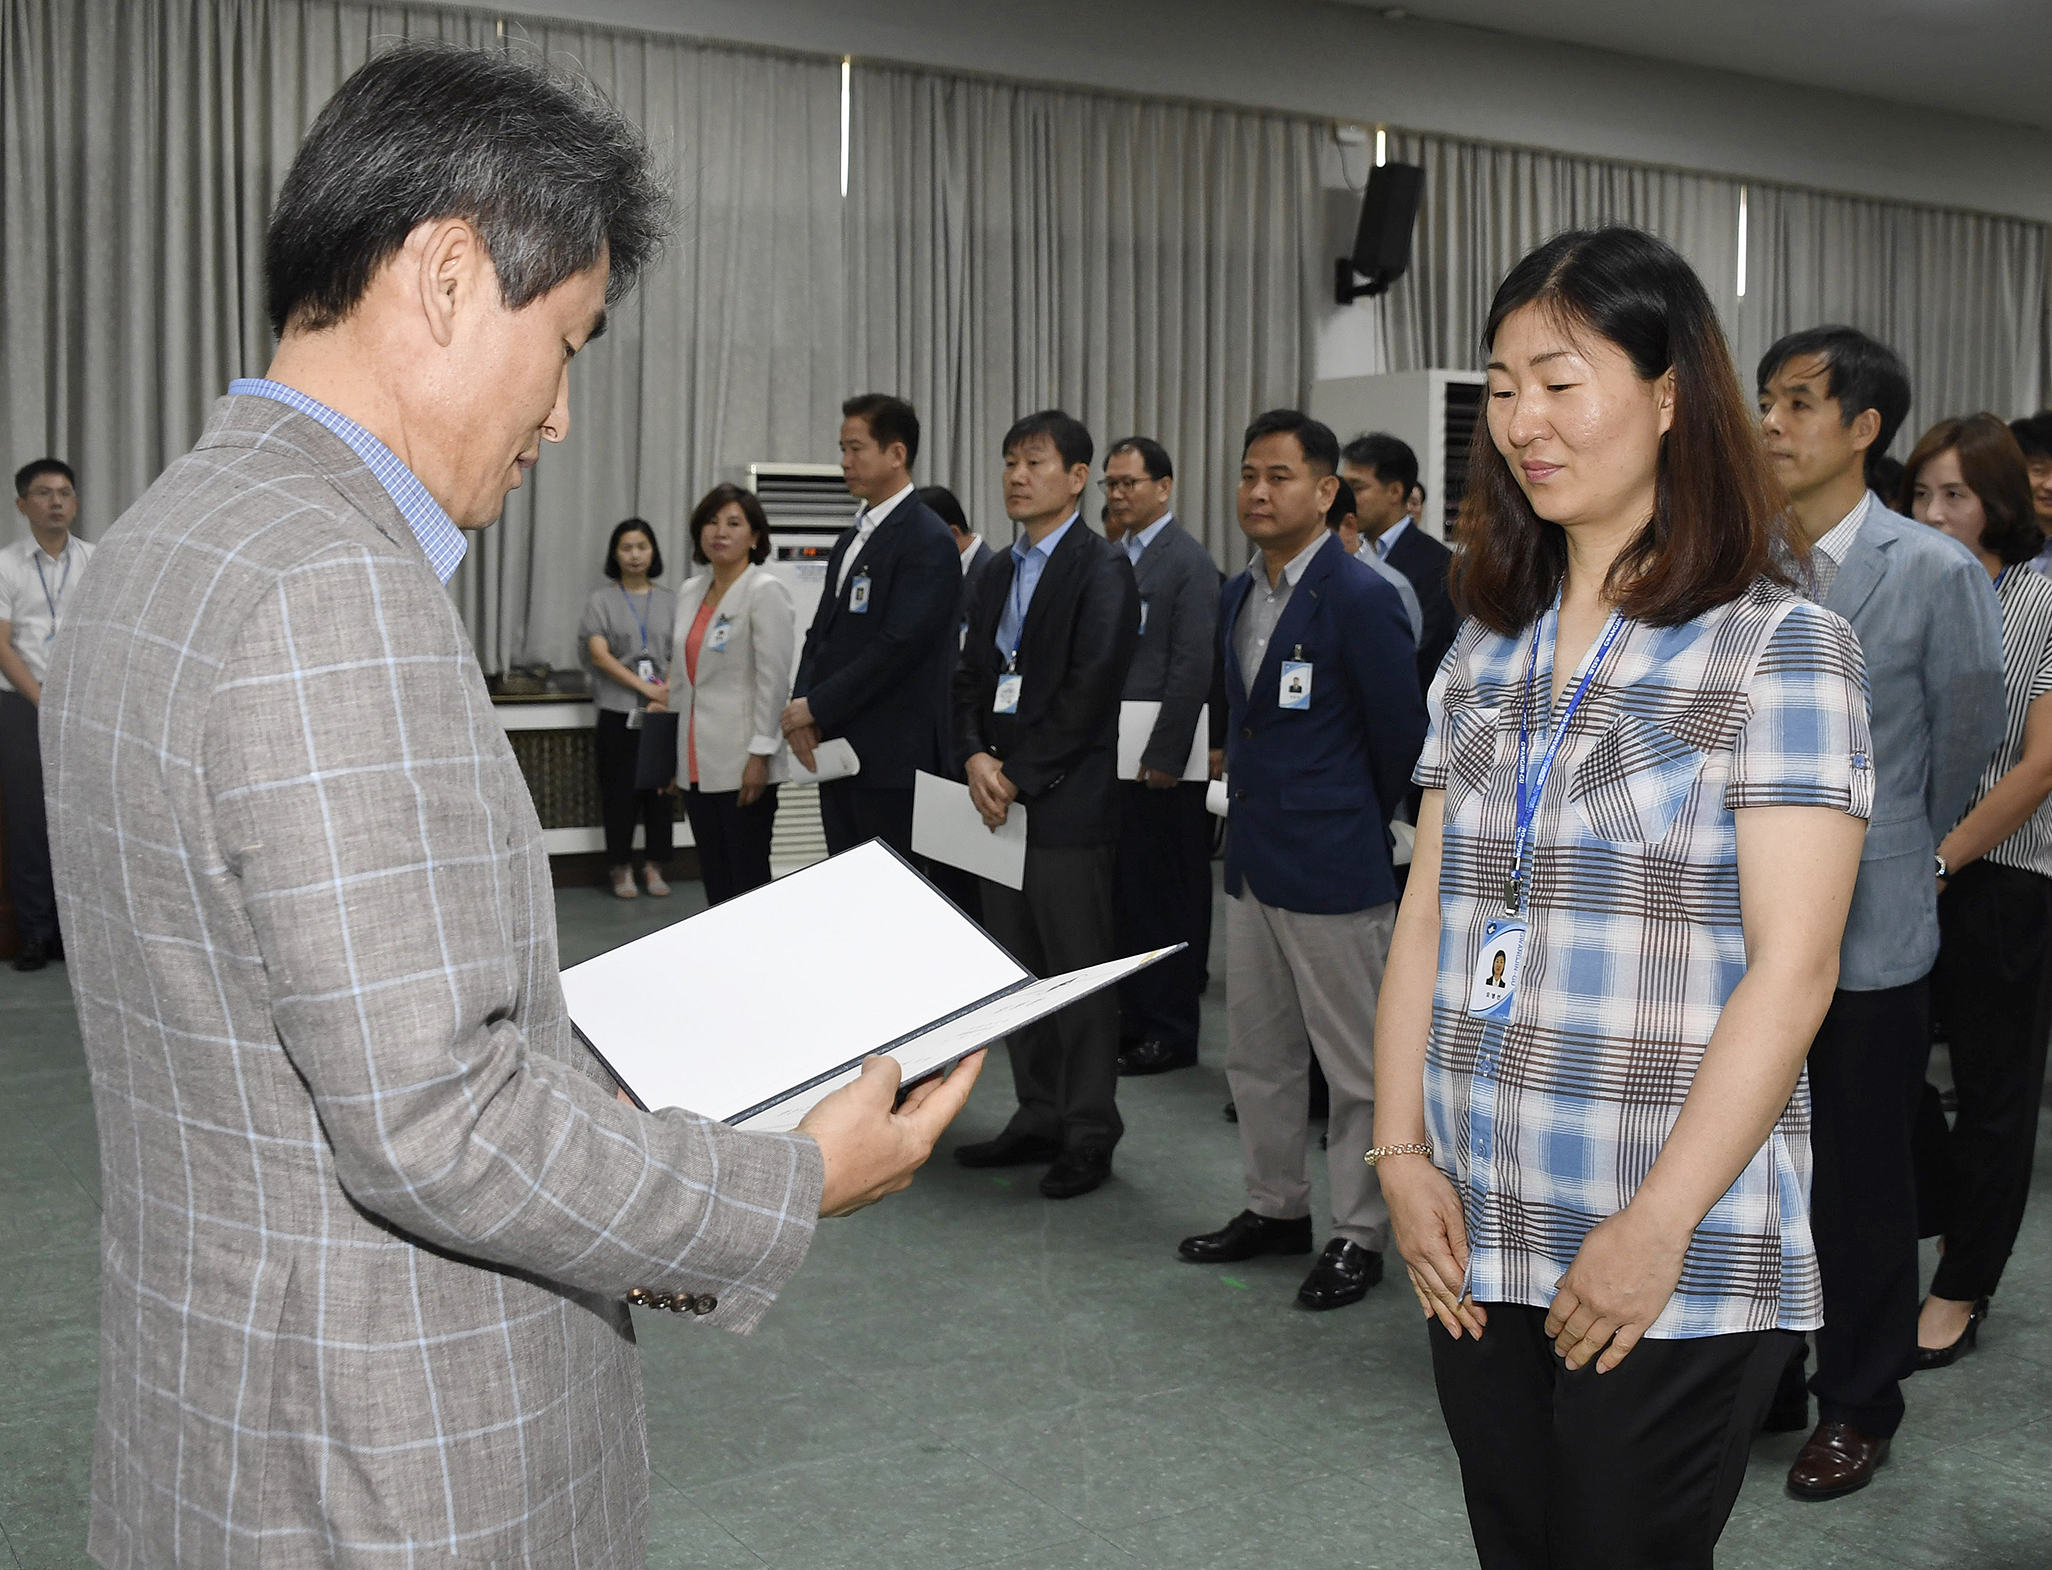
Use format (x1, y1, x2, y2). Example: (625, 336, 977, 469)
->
(1452, 227, 1800, 634)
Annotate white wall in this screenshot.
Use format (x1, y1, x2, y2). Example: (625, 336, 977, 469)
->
(473, 0, 2052, 224)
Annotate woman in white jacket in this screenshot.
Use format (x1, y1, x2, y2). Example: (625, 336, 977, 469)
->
(665, 484, 796, 904)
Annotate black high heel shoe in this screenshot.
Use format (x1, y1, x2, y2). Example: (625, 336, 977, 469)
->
(1914, 1297, 1989, 1370)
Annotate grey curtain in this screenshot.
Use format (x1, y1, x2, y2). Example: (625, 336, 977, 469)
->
(845, 64, 1324, 564)
(1736, 185, 2052, 449)
(1374, 127, 2052, 446)
(0, 0, 844, 671)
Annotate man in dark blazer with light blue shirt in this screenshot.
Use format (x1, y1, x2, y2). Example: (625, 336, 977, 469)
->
(1102, 436, 1221, 1077)
(785, 394, 961, 860)
(952, 411, 1141, 1200)
(1177, 410, 1426, 1311)
(1757, 327, 2005, 1500)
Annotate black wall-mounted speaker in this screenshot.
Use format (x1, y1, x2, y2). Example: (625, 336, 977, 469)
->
(1337, 161, 1425, 304)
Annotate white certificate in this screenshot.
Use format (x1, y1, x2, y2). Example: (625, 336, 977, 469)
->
(911, 770, 1027, 890)
(1117, 701, 1209, 781)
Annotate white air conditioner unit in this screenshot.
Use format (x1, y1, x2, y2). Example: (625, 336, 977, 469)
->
(745, 463, 855, 879)
(1309, 371, 1486, 543)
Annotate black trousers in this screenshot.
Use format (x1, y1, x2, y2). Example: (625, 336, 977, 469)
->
(1112, 780, 1211, 1054)
(979, 843, 1122, 1151)
(593, 709, 674, 867)
(0, 690, 57, 944)
(818, 779, 916, 863)
(1794, 977, 1931, 1436)
(1431, 1304, 1797, 1569)
(1917, 859, 2052, 1301)
(683, 785, 779, 907)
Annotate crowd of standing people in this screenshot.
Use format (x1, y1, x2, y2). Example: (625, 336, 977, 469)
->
(10, 40, 2052, 1570)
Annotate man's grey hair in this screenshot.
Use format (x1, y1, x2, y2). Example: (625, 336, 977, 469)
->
(264, 42, 670, 336)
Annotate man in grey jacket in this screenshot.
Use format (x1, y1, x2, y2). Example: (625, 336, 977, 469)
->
(43, 45, 979, 1569)
(1103, 438, 1221, 1076)
(1756, 326, 2004, 1501)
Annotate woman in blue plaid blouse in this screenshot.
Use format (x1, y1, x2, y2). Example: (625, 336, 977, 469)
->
(1371, 228, 1875, 1566)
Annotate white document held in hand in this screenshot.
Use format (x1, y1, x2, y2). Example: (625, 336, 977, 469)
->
(559, 840, 1178, 1132)
(794, 738, 861, 782)
(911, 770, 1027, 890)
(1116, 701, 1209, 781)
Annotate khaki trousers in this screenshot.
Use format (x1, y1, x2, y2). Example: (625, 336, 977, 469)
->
(1225, 890, 1394, 1249)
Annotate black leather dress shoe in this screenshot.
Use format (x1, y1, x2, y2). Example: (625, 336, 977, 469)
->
(1118, 1038, 1196, 1076)
(953, 1131, 1064, 1169)
(1914, 1297, 1989, 1370)
(1040, 1145, 1112, 1199)
(1296, 1239, 1383, 1310)
(11, 938, 49, 973)
(1787, 1420, 1891, 1500)
(1178, 1210, 1313, 1263)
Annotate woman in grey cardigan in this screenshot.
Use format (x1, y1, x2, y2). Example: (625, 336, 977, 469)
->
(666, 484, 795, 904)
(578, 518, 677, 899)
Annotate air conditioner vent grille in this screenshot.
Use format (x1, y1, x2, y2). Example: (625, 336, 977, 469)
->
(748, 463, 855, 519)
(1442, 381, 1484, 539)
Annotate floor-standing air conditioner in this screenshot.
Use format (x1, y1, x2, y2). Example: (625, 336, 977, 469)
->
(1309, 371, 1486, 542)
(746, 463, 856, 876)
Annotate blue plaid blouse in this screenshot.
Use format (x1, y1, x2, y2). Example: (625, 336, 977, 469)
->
(1415, 577, 1872, 1337)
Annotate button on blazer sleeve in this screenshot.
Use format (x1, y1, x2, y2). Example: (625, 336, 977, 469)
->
(203, 546, 823, 1330)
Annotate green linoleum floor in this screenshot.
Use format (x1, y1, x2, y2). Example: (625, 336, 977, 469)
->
(5, 872, 2052, 1568)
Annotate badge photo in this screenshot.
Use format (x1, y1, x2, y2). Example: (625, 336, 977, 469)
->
(1279, 659, 1313, 710)
(1466, 919, 1526, 1020)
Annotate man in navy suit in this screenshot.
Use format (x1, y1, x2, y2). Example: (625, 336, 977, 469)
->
(784, 394, 961, 859)
(1178, 410, 1426, 1310)
(1340, 432, 1456, 692)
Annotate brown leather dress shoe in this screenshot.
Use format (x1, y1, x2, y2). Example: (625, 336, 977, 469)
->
(1786, 1419, 1891, 1500)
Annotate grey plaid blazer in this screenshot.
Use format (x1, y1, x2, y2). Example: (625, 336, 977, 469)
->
(44, 396, 824, 1568)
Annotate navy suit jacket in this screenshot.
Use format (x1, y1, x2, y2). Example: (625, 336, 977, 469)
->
(792, 493, 961, 790)
(1221, 534, 1428, 914)
(1381, 522, 1458, 691)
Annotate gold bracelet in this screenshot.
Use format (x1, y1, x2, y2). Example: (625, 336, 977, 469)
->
(1364, 1142, 1433, 1167)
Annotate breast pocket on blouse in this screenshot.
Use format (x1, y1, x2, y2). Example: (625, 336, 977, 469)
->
(1568, 713, 1706, 846)
(1439, 704, 1502, 825)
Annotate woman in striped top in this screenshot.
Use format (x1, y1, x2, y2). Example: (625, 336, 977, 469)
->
(1900, 414, 2052, 1368)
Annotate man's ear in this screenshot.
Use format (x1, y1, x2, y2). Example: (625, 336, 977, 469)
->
(1848, 405, 1883, 456)
(12, 496, 27, 522)
(1314, 472, 1341, 516)
(415, 218, 484, 350)
(1068, 463, 1091, 500)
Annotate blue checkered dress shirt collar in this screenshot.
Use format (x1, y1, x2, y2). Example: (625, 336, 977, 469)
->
(227, 378, 469, 583)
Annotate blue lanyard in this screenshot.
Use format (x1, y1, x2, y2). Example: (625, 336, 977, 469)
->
(34, 546, 71, 628)
(1508, 607, 1627, 914)
(619, 585, 650, 651)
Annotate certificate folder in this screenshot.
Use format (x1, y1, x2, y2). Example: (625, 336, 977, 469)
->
(560, 840, 1178, 1132)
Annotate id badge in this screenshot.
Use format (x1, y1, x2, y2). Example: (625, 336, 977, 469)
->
(849, 571, 872, 613)
(626, 707, 645, 731)
(1466, 918, 1527, 1021)
(1279, 660, 1313, 710)
(706, 618, 732, 652)
(994, 672, 1023, 715)
(635, 656, 656, 683)
(1138, 599, 1149, 636)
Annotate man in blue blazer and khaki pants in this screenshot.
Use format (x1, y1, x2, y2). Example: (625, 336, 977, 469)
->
(1178, 410, 1427, 1309)
(1757, 328, 2005, 1500)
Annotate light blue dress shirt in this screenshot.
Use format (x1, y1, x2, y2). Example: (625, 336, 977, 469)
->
(995, 514, 1078, 661)
(227, 378, 469, 584)
(1123, 513, 1172, 565)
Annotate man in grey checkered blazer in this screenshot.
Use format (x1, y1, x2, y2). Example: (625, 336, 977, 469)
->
(43, 45, 978, 1568)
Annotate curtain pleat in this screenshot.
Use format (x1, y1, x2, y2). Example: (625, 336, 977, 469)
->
(0, 0, 843, 671)
(7, 1, 2050, 663)
(844, 64, 1323, 565)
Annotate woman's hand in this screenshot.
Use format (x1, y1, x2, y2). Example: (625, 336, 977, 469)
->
(738, 753, 769, 808)
(1545, 1206, 1690, 1372)
(638, 677, 669, 706)
(1380, 1154, 1486, 1340)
